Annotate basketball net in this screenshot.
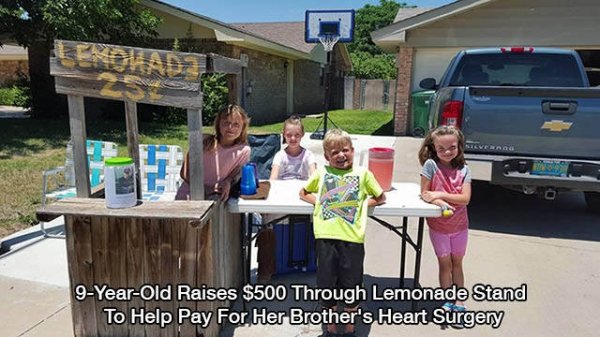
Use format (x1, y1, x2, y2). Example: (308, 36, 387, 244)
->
(318, 34, 340, 52)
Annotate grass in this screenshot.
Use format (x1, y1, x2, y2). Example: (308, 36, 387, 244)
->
(0, 109, 392, 238)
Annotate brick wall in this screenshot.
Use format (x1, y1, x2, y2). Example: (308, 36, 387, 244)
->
(243, 49, 288, 123)
(394, 47, 414, 136)
(0, 60, 29, 85)
(293, 60, 325, 116)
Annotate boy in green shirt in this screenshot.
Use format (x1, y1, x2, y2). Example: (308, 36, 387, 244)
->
(300, 129, 386, 337)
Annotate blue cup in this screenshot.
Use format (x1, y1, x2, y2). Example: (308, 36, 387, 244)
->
(241, 163, 257, 195)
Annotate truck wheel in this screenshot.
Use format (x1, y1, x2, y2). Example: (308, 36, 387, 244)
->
(584, 192, 600, 213)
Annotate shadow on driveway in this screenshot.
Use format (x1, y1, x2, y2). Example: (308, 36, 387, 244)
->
(468, 181, 600, 242)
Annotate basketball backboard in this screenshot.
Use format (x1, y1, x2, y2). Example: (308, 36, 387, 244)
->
(305, 10, 355, 43)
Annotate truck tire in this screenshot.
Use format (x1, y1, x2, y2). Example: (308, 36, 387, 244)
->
(584, 192, 600, 213)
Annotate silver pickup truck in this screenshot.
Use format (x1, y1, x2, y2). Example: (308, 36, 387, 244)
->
(419, 47, 600, 212)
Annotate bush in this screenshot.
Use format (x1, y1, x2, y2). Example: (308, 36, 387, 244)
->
(350, 51, 397, 79)
(0, 78, 32, 108)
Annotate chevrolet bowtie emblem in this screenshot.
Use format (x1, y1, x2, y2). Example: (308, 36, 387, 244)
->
(541, 120, 572, 132)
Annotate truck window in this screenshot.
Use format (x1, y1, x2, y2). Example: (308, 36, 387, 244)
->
(449, 53, 585, 87)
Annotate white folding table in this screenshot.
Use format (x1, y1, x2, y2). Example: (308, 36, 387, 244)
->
(228, 180, 441, 308)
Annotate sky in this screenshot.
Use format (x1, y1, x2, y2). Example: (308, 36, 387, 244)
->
(160, 0, 456, 23)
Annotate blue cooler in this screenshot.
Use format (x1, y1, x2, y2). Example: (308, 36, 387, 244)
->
(274, 215, 317, 275)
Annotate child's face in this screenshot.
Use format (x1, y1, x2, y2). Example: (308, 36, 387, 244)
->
(283, 124, 304, 148)
(324, 142, 354, 170)
(433, 134, 459, 165)
(219, 113, 244, 145)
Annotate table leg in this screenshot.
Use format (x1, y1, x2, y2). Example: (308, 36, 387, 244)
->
(399, 216, 408, 288)
(412, 217, 425, 310)
(244, 213, 251, 285)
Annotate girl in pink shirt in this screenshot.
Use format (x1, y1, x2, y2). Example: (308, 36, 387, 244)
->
(176, 104, 251, 201)
(418, 125, 472, 318)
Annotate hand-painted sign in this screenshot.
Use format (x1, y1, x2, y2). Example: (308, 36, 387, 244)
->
(50, 40, 207, 108)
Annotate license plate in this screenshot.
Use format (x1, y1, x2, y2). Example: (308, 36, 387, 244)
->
(531, 160, 569, 177)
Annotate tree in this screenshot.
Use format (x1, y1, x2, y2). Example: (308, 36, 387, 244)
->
(0, 0, 161, 118)
(348, 0, 413, 79)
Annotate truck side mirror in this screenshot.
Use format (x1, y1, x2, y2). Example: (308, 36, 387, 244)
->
(419, 78, 437, 90)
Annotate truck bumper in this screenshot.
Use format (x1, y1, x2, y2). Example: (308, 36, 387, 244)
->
(491, 158, 600, 192)
(465, 154, 600, 192)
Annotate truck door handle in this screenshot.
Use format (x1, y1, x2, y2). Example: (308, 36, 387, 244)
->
(542, 101, 576, 115)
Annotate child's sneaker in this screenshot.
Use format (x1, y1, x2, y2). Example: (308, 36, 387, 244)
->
(451, 304, 466, 329)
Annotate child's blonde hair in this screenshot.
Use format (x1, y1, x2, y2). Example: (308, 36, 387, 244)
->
(204, 104, 250, 150)
(418, 125, 466, 168)
(282, 115, 304, 144)
(323, 129, 353, 153)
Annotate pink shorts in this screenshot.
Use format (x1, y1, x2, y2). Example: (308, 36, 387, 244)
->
(428, 227, 468, 257)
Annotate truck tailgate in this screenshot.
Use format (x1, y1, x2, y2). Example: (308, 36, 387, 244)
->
(463, 86, 600, 160)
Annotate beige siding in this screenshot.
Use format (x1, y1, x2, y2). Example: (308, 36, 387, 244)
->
(411, 48, 462, 92)
(147, 8, 216, 39)
(407, 0, 600, 48)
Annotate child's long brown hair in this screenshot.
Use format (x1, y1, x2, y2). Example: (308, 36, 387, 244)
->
(418, 125, 466, 168)
(203, 104, 250, 151)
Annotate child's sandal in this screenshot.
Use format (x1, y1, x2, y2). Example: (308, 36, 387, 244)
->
(451, 304, 467, 329)
(441, 302, 454, 311)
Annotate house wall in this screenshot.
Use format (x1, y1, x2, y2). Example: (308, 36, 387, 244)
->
(408, 0, 600, 48)
(293, 60, 325, 115)
(411, 47, 462, 92)
(146, 7, 216, 39)
(243, 48, 288, 123)
(394, 47, 414, 136)
(0, 60, 28, 85)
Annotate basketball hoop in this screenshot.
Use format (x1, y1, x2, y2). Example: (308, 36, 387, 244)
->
(318, 34, 340, 52)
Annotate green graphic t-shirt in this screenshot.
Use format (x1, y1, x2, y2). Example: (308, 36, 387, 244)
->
(304, 166, 384, 243)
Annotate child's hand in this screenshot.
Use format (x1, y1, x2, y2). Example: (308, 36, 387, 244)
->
(215, 179, 232, 201)
(421, 190, 437, 202)
(439, 202, 456, 217)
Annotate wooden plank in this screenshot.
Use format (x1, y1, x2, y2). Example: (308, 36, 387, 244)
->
(107, 217, 128, 337)
(124, 100, 142, 199)
(53, 40, 206, 79)
(36, 198, 214, 220)
(49, 57, 207, 84)
(187, 108, 205, 200)
(159, 219, 177, 337)
(197, 217, 218, 337)
(207, 53, 242, 75)
(143, 218, 161, 337)
(67, 216, 98, 337)
(179, 217, 199, 337)
(52, 40, 207, 108)
(50, 58, 203, 92)
(126, 217, 145, 337)
(91, 216, 111, 337)
(56, 77, 204, 109)
(67, 95, 91, 197)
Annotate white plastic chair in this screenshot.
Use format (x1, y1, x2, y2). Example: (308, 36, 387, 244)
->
(41, 139, 118, 238)
(139, 144, 184, 201)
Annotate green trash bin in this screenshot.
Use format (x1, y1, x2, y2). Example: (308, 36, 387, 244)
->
(410, 90, 435, 137)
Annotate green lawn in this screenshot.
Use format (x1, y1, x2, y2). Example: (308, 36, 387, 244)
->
(0, 109, 392, 237)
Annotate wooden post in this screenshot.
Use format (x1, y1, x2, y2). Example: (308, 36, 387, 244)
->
(67, 95, 91, 197)
(125, 100, 141, 199)
(187, 106, 205, 200)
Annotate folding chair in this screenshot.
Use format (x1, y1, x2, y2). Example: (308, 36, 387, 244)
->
(139, 144, 184, 201)
(248, 134, 281, 179)
(41, 139, 118, 238)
